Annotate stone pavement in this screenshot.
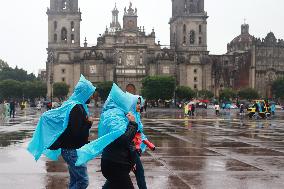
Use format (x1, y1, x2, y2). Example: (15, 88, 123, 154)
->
(0, 108, 284, 188)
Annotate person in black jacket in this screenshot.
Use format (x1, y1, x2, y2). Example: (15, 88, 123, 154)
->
(9, 99, 15, 118)
(101, 112, 138, 189)
(49, 95, 97, 189)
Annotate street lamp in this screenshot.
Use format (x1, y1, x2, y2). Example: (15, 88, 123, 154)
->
(50, 73, 53, 103)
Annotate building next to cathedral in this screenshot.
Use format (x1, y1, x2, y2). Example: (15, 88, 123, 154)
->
(46, 0, 284, 98)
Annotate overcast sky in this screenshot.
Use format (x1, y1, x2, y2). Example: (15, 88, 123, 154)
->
(0, 0, 283, 75)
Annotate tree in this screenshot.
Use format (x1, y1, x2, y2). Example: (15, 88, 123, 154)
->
(272, 78, 284, 99)
(175, 86, 195, 101)
(219, 88, 236, 101)
(22, 81, 47, 100)
(0, 79, 22, 100)
(141, 76, 176, 100)
(53, 82, 69, 100)
(198, 90, 214, 99)
(0, 59, 9, 71)
(238, 88, 259, 100)
(0, 66, 36, 81)
(97, 81, 113, 101)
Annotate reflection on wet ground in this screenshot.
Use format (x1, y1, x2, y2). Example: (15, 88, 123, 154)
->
(1, 108, 284, 188)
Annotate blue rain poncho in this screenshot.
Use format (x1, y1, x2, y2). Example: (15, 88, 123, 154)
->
(27, 75, 96, 161)
(126, 92, 148, 152)
(3, 102, 10, 118)
(75, 84, 137, 166)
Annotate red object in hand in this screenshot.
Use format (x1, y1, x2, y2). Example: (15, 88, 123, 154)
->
(133, 133, 142, 150)
(143, 140, 155, 151)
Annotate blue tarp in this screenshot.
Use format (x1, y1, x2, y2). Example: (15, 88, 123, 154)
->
(75, 84, 137, 166)
(27, 75, 96, 161)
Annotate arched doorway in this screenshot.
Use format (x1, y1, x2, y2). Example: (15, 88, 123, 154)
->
(126, 84, 136, 95)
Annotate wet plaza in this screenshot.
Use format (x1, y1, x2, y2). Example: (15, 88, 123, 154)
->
(1, 108, 284, 189)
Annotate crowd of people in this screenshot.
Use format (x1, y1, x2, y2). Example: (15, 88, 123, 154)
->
(27, 75, 154, 189)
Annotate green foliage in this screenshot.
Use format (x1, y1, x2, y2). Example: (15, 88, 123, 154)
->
(0, 60, 45, 100)
(175, 86, 195, 101)
(97, 81, 113, 101)
(0, 79, 22, 99)
(0, 66, 36, 81)
(142, 76, 176, 100)
(198, 90, 214, 99)
(272, 78, 284, 99)
(22, 81, 47, 100)
(0, 80, 47, 100)
(219, 88, 237, 101)
(53, 82, 69, 100)
(238, 88, 259, 100)
(0, 59, 9, 71)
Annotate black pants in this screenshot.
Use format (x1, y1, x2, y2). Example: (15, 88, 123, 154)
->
(10, 108, 15, 118)
(101, 159, 134, 189)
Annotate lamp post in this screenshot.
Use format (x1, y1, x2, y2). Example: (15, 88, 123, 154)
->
(50, 73, 53, 103)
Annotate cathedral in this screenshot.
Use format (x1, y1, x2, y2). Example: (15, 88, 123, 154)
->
(46, 0, 284, 98)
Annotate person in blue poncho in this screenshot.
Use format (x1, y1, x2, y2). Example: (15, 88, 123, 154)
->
(102, 92, 155, 189)
(130, 96, 150, 189)
(75, 84, 139, 189)
(27, 75, 97, 189)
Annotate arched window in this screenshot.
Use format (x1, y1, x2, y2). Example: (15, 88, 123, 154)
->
(199, 25, 202, 33)
(190, 30, 195, 44)
(199, 37, 202, 44)
(71, 21, 75, 32)
(71, 34, 75, 44)
(183, 36, 186, 45)
(183, 24, 186, 34)
(54, 34, 57, 42)
(62, 0, 67, 10)
(54, 21, 57, 31)
(61, 27, 67, 41)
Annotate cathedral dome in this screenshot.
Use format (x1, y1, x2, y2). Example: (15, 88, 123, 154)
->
(227, 23, 254, 53)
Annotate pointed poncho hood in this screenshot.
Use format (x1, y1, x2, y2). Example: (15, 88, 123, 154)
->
(27, 75, 96, 161)
(75, 83, 137, 166)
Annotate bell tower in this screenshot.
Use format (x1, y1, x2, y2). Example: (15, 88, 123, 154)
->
(170, 0, 208, 53)
(109, 3, 121, 32)
(123, 2, 138, 31)
(47, 0, 81, 48)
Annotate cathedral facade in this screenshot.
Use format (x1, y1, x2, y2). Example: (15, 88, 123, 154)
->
(46, 0, 284, 98)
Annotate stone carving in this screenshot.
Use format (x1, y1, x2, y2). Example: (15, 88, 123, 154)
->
(126, 54, 136, 66)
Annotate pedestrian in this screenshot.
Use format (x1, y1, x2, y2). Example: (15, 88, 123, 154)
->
(143, 99, 147, 112)
(240, 104, 245, 114)
(271, 103, 276, 116)
(214, 103, 220, 115)
(9, 99, 15, 118)
(184, 103, 189, 116)
(191, 103, 195, 116)
(188, 104, 192, 116)
(3, 100, 10, 118)
(27, 75, 97, 189)
(126, 94, 154, 189)
(75, 83, 139, 189)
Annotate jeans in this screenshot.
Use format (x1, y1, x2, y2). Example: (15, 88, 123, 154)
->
(134, 153, 147, 189)
(102, 152, 147, 189)
(61, 149, 89, 189)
